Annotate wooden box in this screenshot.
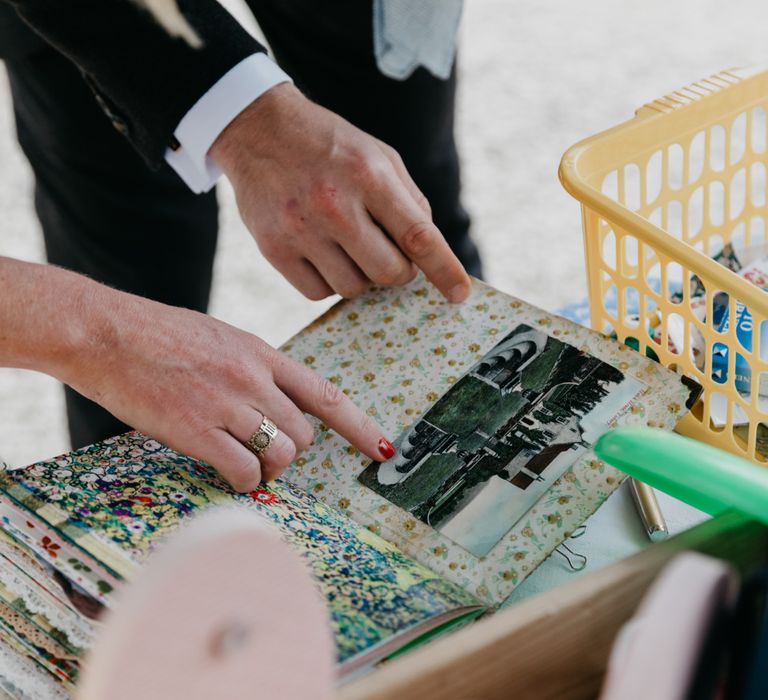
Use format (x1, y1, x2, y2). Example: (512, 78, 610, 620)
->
(342, 512, 768, 699)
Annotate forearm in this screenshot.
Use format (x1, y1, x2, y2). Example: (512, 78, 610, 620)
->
(0, 257, 115, 384)
(0, 257, 392, 490)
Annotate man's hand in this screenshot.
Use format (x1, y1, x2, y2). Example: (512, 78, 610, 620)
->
(1, 258, 392, 492)
(209, 83, 472, 303)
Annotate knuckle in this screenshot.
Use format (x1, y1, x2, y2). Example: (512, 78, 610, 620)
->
(266, 439, 296, 471)
(355, 411, 375, 441)
(294, 421, 315, 452)
(334, 219, 364, 247)
(404, 263, 419, 283)
(347, 147, 370, 173)
(245, 343, 275, 377)
(311, 181, 343, 218)
(401, 221, 437, 259)
(334, 276, 368, 298)
(256, 344, 278, 370)
(221, 355, 250, 382)
(387, 144, 403, 164)
(177, 407, 211, 440)
(256, 234, 285, 262)
(303, 284, 333, 301)
(224, 455, 262, 493)
(370, 259, 408, 285)
(225, 356, 272, 391)
(351, 151, 386, 188)
(313, 376, 345, 413)
(415, 192, 432, 217)
(377, 140, 403, 168)
(337, 282, 367, 299)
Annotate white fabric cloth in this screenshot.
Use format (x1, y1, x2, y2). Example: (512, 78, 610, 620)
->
(373, 0, 463, 80)
(164, 53, 291, 193)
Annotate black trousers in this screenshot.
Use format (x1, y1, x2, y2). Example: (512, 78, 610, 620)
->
(5, 0, 482, 450)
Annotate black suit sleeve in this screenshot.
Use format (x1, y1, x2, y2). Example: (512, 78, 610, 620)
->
(4, 0, 268, 167)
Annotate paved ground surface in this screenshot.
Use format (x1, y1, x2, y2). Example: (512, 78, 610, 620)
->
(1, 0, 766, 467)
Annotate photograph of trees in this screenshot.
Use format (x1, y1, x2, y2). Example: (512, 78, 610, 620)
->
(359, 324, 642, 556)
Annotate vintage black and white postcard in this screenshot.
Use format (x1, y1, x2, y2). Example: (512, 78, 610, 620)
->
(281, 278, 697, 604)
(358, 324, 645, 556)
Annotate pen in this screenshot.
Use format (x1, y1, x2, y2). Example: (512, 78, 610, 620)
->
(629, 477, 668, 542)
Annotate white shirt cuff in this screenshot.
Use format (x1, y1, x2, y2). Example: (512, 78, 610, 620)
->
(165, 53, 292, 194)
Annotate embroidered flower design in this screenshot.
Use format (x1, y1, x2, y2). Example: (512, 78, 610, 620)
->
(249, 489, 278, 504)
(67, 557, 91, 573)
(40, 536, 60, 558)
(39, 485, 66, 501)
(28, 464, 47, 478)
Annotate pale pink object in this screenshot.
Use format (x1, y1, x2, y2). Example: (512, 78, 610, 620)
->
(599, 551, 738, 700)
(77, 509, 335, 700)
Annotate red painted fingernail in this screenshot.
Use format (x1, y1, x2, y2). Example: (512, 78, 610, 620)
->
(378, 438, 396, 460)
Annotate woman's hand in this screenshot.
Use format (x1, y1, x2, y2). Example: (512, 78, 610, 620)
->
(1, 258, 392, 491)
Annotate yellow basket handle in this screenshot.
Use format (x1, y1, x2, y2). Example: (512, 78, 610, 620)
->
(634, 67, 762, 118)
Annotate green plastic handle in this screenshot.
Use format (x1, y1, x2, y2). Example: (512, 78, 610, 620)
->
(594, 427, 768, 524)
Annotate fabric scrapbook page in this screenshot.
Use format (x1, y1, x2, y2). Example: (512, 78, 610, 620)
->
(0, 528, 96, 650)
(0, 525, 95, 694)
(0, 435, 482, 673)
(279, 277, 699, 605)
(0, 276, 700, 694)
(0, 633, 73, 700)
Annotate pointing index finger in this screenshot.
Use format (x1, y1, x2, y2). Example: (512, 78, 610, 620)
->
(366, 166, 471, 303)
(274, 357, 392, 463)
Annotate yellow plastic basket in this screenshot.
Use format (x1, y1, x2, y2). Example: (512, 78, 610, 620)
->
(559, 67, 768, 463)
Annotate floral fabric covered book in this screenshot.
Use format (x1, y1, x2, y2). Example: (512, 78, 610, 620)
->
(0, 277, 700, 695)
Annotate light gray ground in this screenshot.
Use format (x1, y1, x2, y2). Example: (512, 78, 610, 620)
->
(0, 0, 766, 467)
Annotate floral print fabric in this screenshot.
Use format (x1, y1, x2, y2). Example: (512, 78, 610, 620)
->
(0, 433, 480, 669)
(278, 277, 698, 604)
